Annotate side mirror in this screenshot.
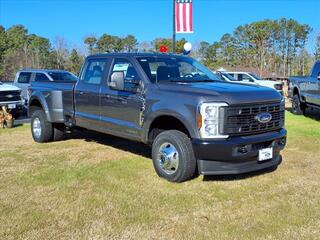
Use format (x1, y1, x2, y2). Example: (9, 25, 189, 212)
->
(317, 73, 320, 80)
(109, 71, 124, 91)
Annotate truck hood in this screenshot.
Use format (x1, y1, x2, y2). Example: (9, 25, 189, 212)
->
(157, 81, 282, 105)
(0, 83, 21, 91)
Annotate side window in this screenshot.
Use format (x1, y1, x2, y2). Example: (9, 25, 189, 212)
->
(228, 73, 234, 77)
(35, 73, 50, 82)
(241, 74, 254, 82)
(111, 58, 139, 82)
(17, 72, 31, 83)
(82, 59, 107, 85)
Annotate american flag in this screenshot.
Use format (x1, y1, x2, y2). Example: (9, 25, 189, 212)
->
(175, 0, 193, 33)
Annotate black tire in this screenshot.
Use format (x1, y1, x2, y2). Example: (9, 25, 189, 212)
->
(152, 130, 197, 183)
(53, 124, 65, 141)
(31, 109, 53, 143)
(292, 94, 305, 115)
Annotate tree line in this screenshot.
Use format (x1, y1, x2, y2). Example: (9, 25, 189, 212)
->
(200, 18, 319, 76)
(0, 25, 84, 80)
(0, 18, 319, 80)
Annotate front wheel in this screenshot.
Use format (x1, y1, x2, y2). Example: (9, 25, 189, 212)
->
(152, 130, 197, 182)
(31, 109, 53, 143)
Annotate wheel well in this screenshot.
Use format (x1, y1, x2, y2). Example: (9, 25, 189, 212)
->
(148, 115, 191, 144)
(29, 99, 43, 116)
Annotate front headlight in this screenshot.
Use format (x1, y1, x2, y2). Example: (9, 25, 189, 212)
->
(198, 102, 228, 139)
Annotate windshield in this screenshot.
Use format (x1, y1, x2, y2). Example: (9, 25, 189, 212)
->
(47, 72, 78, 82)
(136, 56, 221, 83)
(248, 73, 262, 80)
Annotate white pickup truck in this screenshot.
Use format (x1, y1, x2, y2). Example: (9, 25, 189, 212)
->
(226, 71, 283, 95)
(0, 81, 25, 117)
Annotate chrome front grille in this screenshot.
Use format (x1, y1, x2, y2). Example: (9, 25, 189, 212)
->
(0, 91, 21, 102)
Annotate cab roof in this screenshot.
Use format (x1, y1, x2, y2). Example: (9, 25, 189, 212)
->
(88, 52, 188, 59)
(19, 69, 71, 73)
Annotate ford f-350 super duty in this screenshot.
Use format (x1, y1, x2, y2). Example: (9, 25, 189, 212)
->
(29, 53, 287, 182)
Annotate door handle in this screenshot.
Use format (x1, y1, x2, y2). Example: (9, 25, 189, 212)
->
(79, 91, 84, 95)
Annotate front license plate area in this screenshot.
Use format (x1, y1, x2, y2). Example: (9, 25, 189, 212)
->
(8, 104, 16, 109)
(258, 148, 273, 161)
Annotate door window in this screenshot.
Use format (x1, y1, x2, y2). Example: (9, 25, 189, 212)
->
(17, 72, 32, 83)
(239, 74, 254, 82)
(111, 58, 139, 81)
(110, 58, 140, 91)
(81, 59, 107, 85)
(35, 73, 50, 82)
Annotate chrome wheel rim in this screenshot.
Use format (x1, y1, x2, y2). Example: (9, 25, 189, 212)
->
(33, 117, 42, 139)
(157, 142, 179, 174)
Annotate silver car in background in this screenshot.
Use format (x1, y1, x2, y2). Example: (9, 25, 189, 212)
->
(14, 69, 78, 105)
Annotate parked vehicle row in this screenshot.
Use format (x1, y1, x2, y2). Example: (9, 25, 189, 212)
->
(288, 61, 320, 115)
(28, 53, 286, 182)
(222, 71, 283, 94)
(13, 69, 78, 105)
(0, 70, 78, 118)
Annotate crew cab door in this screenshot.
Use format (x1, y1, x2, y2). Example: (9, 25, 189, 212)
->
(74, 58, 109, 130)
(99, 57, 144, 140)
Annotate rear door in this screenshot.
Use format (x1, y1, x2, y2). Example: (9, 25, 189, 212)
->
(74, 58, 109, 130)
(99, 57, 145, 140)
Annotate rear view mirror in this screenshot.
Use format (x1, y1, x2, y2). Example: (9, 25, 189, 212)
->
(109, 71, 124, 91)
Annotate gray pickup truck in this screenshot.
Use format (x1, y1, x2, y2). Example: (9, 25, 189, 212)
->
(289, 61, 320, 114)
(29, 53, 287, 182)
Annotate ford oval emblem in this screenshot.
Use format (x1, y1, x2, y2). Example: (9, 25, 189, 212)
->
(255, 112, 272, 123)
(6, 94, 14, 98)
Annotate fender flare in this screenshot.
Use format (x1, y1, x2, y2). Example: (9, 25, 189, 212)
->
(144, 109, 197, 140)
(28, 94, 52, 122)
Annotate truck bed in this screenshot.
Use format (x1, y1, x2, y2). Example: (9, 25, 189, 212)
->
(30, 81, 76, 123)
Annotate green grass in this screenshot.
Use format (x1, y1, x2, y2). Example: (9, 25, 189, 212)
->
(0, 112, 320, 239)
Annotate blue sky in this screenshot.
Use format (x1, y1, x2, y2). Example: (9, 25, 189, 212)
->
(0, 0, 319, 52)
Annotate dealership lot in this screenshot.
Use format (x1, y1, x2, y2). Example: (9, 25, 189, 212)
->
(0, 111, 319, 240)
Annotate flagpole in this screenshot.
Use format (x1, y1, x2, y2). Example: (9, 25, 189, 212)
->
(172, 0, 176, 53)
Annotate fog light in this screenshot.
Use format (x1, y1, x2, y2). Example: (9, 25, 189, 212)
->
(279, 137, 286, 146)
(238, 145, 248, 154)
